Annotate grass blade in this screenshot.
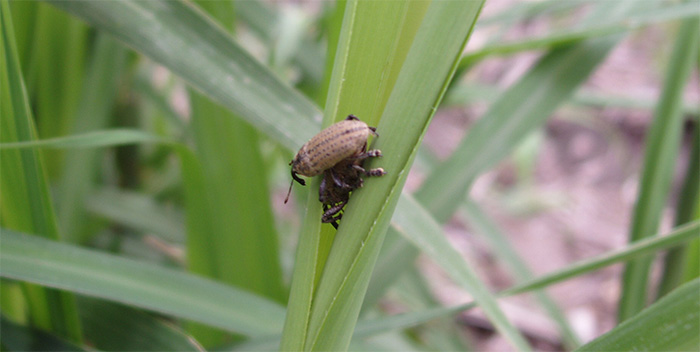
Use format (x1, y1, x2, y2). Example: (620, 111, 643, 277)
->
(619, 15, 700, 321)
(0, 229, 286, 336)
(85, 189, 185, 243)
(392, 194, 531, 350)
(78, 298, 205, 351)
(0, 0, 81, 341)
(460, 199, 581, 348)
(55, 33, 126, 243)
(281, 1, 430, 349)
(25, 2, 88, 178)
(658, 119, 700, 297)
(504, 221, 700, 296)
(301, 2, 491, 350)
(0, 315, 86, 352)
(577, 278, 700, 351)
(0, 129, 170, 149)
(362, 4, 641, 321)
(45, 0, 320, 151)
(416, 35, 629, 222)
(464, 1, 700, 64)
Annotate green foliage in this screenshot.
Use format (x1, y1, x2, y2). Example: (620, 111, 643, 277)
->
(1, 0, 698, 350)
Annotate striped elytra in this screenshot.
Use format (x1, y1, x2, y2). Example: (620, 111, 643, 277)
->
(291, 115, 376, 177)
(284, 115, 379, 204)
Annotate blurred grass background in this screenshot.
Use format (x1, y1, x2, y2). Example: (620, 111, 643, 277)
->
(1, 0, 698, 351)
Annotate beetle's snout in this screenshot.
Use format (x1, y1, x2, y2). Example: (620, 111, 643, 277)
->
(291, 170, 306, 186)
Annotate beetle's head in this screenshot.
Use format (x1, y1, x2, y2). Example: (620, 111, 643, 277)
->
(285, 160, 306, 204)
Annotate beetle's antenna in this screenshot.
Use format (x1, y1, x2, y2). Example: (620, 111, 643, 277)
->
(284, 178, 295, 204)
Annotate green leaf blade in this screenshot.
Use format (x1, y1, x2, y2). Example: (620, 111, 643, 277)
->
(45, 0, 321, 151)
(0, 229, 286, 337)
(619, 15, 700, 321)
(1, 0, 81, 342)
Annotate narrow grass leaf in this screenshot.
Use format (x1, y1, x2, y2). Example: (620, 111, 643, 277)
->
(78, 298, 205, 352)
(281, 1, 429, 349)
(392, 194, 531, 350)
(0, 0, 81, 341)
(26, 2, 88, 178)
(235, 0, 324, 84)
(416, 34, 629, 222)
(55, 33, 126, 243)
(0, 315, 86, 352)
(463, 1, 700, 65)
(366, 15, 636, 325)
(45, 0, 320, 151)
(85, 189, 185, 243)
(186, 1, 286, 345)
(363, 220, 700, 341)
(0, 129, 170, 149)
(658, 119, 700, 296)
(577, 278, 700, 351)
(505, 221, 700, 296)
(0, 229, 286, 336)
(303, 2, 495, 350)
(460, 199, 581, 348)
(235, 219, 700, 350)
(619, 15, 700, 321)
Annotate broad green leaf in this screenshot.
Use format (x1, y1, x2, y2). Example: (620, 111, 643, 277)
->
(361, 1, 640, 329)
(0, 315, 86, 352)
(45, 0, 320, 152)
(578, 279, 700, 351)
(619, 15, 699, 321)
(85, 189, 185, 243)
(281, 0, 431, 350)
(0, 0, 81, 341)
(237, 219, 700, 350)
(0, 229, 286, 337)
(24, 2, 88, 178)
(185, 1, 285, 345)
(297, 2, 499, 350)
(55, 33, 126, 243)
(78, 297, 205, 351)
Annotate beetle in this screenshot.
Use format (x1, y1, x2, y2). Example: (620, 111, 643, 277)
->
(284, 114, 386, 227)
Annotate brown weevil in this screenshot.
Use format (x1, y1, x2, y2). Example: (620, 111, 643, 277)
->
(284, 115, 386, 228)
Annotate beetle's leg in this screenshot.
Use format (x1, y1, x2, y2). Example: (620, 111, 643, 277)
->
(319, 177, 329, 202)
(346, 114, 360, 121)
(366, 168, 386, 177)
(329, 167, 356, 190)
(352, 164, 386, 177)
(368, 126, 378, 137)
(322, 200, 347, 223)
(329, 168, 344, 188)
(323, 209, 344, 223)
(349, 149, 382, 161)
